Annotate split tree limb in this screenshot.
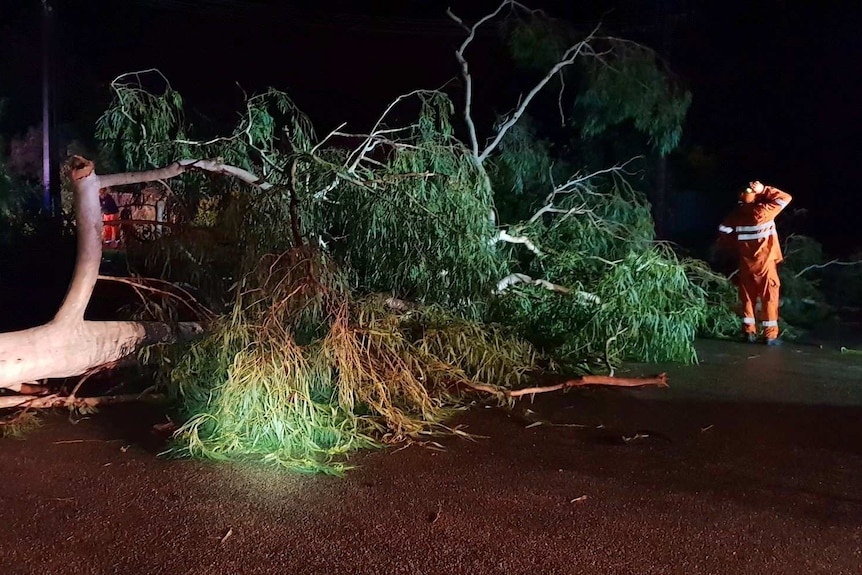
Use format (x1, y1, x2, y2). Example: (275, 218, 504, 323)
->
(100, 159, 274, 191)
(0, 155, 273, 391)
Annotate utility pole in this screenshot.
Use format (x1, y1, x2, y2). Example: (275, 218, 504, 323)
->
(653, 0, 673, 239)
(41, 0, 56, 214)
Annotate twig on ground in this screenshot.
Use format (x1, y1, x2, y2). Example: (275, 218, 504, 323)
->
(0, 393, 168, 410)
(459, 373, 667, 399)
(220, 528, 234, 544)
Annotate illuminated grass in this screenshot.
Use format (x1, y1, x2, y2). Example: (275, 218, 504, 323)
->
(168, 249, 542, 474)
(0, 412, 42, 439)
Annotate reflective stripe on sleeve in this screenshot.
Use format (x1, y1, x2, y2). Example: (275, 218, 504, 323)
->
(738, 229, 777, 241)
(735, 220, 774, 232)
(762, 320, 779, 327)
(718, 225, 734, 234)
(775, 199, 788, 207)
(743, 317, 756, 325)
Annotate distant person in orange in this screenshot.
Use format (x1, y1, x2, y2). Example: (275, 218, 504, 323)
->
(99, 187, 120, 247)
(717, 180, 792, 345)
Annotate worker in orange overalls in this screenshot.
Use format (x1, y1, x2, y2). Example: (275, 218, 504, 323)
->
(717, 180, 792, 346)
(99, 187, 121, 247)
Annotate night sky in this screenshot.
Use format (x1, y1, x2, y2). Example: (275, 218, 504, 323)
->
(2, 0, 861, 254)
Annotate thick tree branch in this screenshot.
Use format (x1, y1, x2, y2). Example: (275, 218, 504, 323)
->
(100, 159, 274, 190)
(0, 320, 203, 390)
(0, 155, 269, 390)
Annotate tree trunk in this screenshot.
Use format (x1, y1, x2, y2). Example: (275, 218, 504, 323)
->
(0, 156, 269, 391)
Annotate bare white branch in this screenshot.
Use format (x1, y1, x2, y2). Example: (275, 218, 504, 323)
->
(492, 230, 544, 256)
(99, 159, 274, 191)
(557, 70, 567, 127)
(794, 258, 862, 278)
(346, 89, 432, 173)
(552, 157, 643, 195)
(495, 273, 602, 304)
(445, 2, 514, 160)
(528, 203, 590, 225)
(311, 122, 348, 154)
(479, 24, 603, 163)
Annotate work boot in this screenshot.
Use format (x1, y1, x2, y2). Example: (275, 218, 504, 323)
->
(766, 338, 782, 347)
(745, 333, 757, 344)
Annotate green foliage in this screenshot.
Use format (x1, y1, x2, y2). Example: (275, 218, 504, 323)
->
(827, 252, 862, 309)
(501, 14, 690, 158)
(487, 116, 555, 223)
(97, 72, 323, 308)
(686, 259, 740, 338)
(0, 161, 43, 244)
(91, 0, 735, 474)
(490, 181, 719, 365)
(168, 249, 542, 473)
(325, 93, 505, 310)
(577, 43, 691, 155)
(589, 248, 704, 363)
(96, 72, 315, 200)
(95, 73, 191, 171)
(170, 318, 371, 474)
(0, 412, 41, 439)
(507, 16, 577, 72)
(778, 235, 834, 326)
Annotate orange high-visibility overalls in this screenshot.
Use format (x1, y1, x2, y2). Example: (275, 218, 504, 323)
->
(717, 186, 792, 340)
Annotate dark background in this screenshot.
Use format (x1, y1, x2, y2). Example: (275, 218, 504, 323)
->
(1, 0, 860, 254)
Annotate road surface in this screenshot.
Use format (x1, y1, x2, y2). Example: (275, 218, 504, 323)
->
(1, 338, 861, 574)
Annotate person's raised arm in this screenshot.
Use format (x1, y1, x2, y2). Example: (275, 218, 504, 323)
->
(751, 182, 792, 224)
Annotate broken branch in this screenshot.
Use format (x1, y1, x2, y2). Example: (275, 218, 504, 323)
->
(461, 373, 667, 399)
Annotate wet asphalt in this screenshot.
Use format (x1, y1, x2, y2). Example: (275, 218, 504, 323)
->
(1, 338, 861, 574)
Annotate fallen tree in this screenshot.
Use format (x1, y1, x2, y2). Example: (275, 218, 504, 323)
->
(0, 2, 729, 475)
(0, 156, 271, 391)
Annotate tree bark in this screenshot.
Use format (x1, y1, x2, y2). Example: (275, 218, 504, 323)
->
(0, 156, 268, 391)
